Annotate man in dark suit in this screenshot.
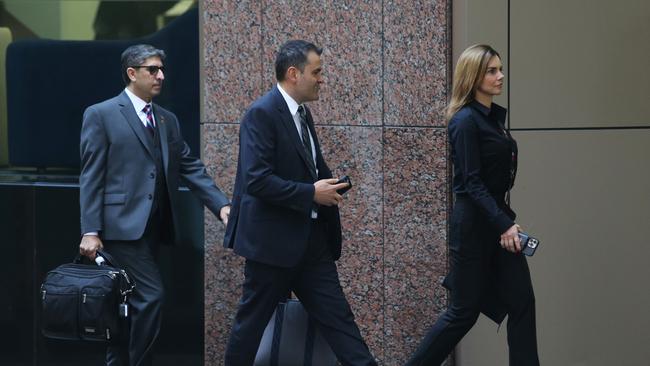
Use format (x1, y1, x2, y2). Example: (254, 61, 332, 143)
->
(223, 40, 377, 366)
(79, 44, 230, 366)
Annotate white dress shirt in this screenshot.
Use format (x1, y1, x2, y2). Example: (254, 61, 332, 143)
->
(277, 84, 317, 168)
(124, 87, 157, 127)
(277, 84, 319, 219)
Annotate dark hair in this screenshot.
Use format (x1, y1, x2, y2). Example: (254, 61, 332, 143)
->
(120, 44, 166, 85)
(275, 40, 323, 82)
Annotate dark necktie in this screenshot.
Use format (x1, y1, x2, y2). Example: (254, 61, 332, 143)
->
(297, 105, 316, 177)
(142, 104, 155, 136)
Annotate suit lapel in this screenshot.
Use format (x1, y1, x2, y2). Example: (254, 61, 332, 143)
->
(118, 92, 154, 158)
(153, 105, 169, 176)
(273, 88, 317, 180)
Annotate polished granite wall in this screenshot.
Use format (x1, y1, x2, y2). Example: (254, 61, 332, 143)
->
(201, 1, 451, 364)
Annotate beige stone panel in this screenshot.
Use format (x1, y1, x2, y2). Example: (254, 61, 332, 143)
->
(453, 0, 509, 108)
(457, 130, 650, 366)
(510, 0, 650, 128)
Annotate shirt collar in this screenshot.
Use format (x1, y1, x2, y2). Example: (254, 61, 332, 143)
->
(470, 100, 492, 116)
(277, 84, 301, 116)
(124, 87, 150, 114)
(470, 100, 508, 122)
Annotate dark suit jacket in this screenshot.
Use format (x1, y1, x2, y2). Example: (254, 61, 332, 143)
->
(223, 86, 342, 267)
(80, 90, 229, 242)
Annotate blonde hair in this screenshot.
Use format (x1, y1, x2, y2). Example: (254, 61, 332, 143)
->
(446, 44, 501, 121)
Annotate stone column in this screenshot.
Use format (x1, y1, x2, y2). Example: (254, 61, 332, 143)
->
(201, 1, 451, 364)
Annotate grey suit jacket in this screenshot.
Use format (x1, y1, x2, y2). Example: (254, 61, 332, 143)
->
(80, 91, 229, 242)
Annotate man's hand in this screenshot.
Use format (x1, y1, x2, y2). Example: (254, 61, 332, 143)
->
(500, 224, 521, 253)
(220, 205, 231, 225)
(79, 235, 104, 260)
(313, 178, 348, 206)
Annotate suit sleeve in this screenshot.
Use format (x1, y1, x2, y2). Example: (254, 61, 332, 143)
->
(79, 106, 107, 235)
(174, 117, 230, 217)
(241, 106, 314, 214)
(449, 115, 514, 234)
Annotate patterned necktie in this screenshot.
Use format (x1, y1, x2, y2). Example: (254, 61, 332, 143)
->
(142, 104, 155, 136)
(297, 105, 316, 177)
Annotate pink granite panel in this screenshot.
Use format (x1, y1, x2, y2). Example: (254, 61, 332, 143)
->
(261, 1, 382, 125)
(202, 123, 243, 364)
(202, 122, 386, 363)
(384, 0, 450, 126)
(203, 1, 262, 123)
(202, 1, 454, 363)
(317, 125, 384, 362)
(383, 127, 449, 365)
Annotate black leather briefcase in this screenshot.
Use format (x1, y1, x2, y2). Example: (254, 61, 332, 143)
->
(40, 252, 135, 342)
(254, 299, 337, 366)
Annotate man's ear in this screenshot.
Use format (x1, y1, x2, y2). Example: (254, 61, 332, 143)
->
(127, 67, 137, 82)
(286, 66, 298, 82)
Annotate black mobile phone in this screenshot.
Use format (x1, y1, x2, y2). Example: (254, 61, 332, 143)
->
(336, 175, 352, 195)
(518, 232, 540, 256)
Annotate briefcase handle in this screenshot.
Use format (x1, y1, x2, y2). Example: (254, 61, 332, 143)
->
(74, 251, 119, 267)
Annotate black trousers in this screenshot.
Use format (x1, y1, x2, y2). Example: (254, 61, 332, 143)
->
(406, 198, 539, 366)
(225, 219, 377, 366)
(103, 219, 165, 366)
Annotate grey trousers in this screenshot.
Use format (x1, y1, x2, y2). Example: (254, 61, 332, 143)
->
(103, 228, 164, 366)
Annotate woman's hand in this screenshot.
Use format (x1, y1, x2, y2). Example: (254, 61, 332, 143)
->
(500, 224, 521, 253)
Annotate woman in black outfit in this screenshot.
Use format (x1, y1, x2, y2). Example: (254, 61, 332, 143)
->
(405, 45, 539, 366)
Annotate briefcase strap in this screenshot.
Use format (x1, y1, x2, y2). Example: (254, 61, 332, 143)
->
(118, 269, 135, 300)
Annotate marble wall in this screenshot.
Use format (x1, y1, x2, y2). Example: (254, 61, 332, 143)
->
(201, 1, 451, 364)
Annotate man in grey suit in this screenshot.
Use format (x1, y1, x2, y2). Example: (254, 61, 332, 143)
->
(79, 44, 230, 366)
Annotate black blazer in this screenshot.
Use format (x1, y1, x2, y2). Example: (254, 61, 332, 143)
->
(223, 86, 342, 267)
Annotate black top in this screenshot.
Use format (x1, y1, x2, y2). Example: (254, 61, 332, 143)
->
(448, 100, 518, 234)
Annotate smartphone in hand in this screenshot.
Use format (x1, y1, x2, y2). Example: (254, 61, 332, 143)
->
(336, 175, 352, 195)
(518, 232, 540, 256)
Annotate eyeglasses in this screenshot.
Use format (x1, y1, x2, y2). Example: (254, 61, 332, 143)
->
(130, 65, 165, 75)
